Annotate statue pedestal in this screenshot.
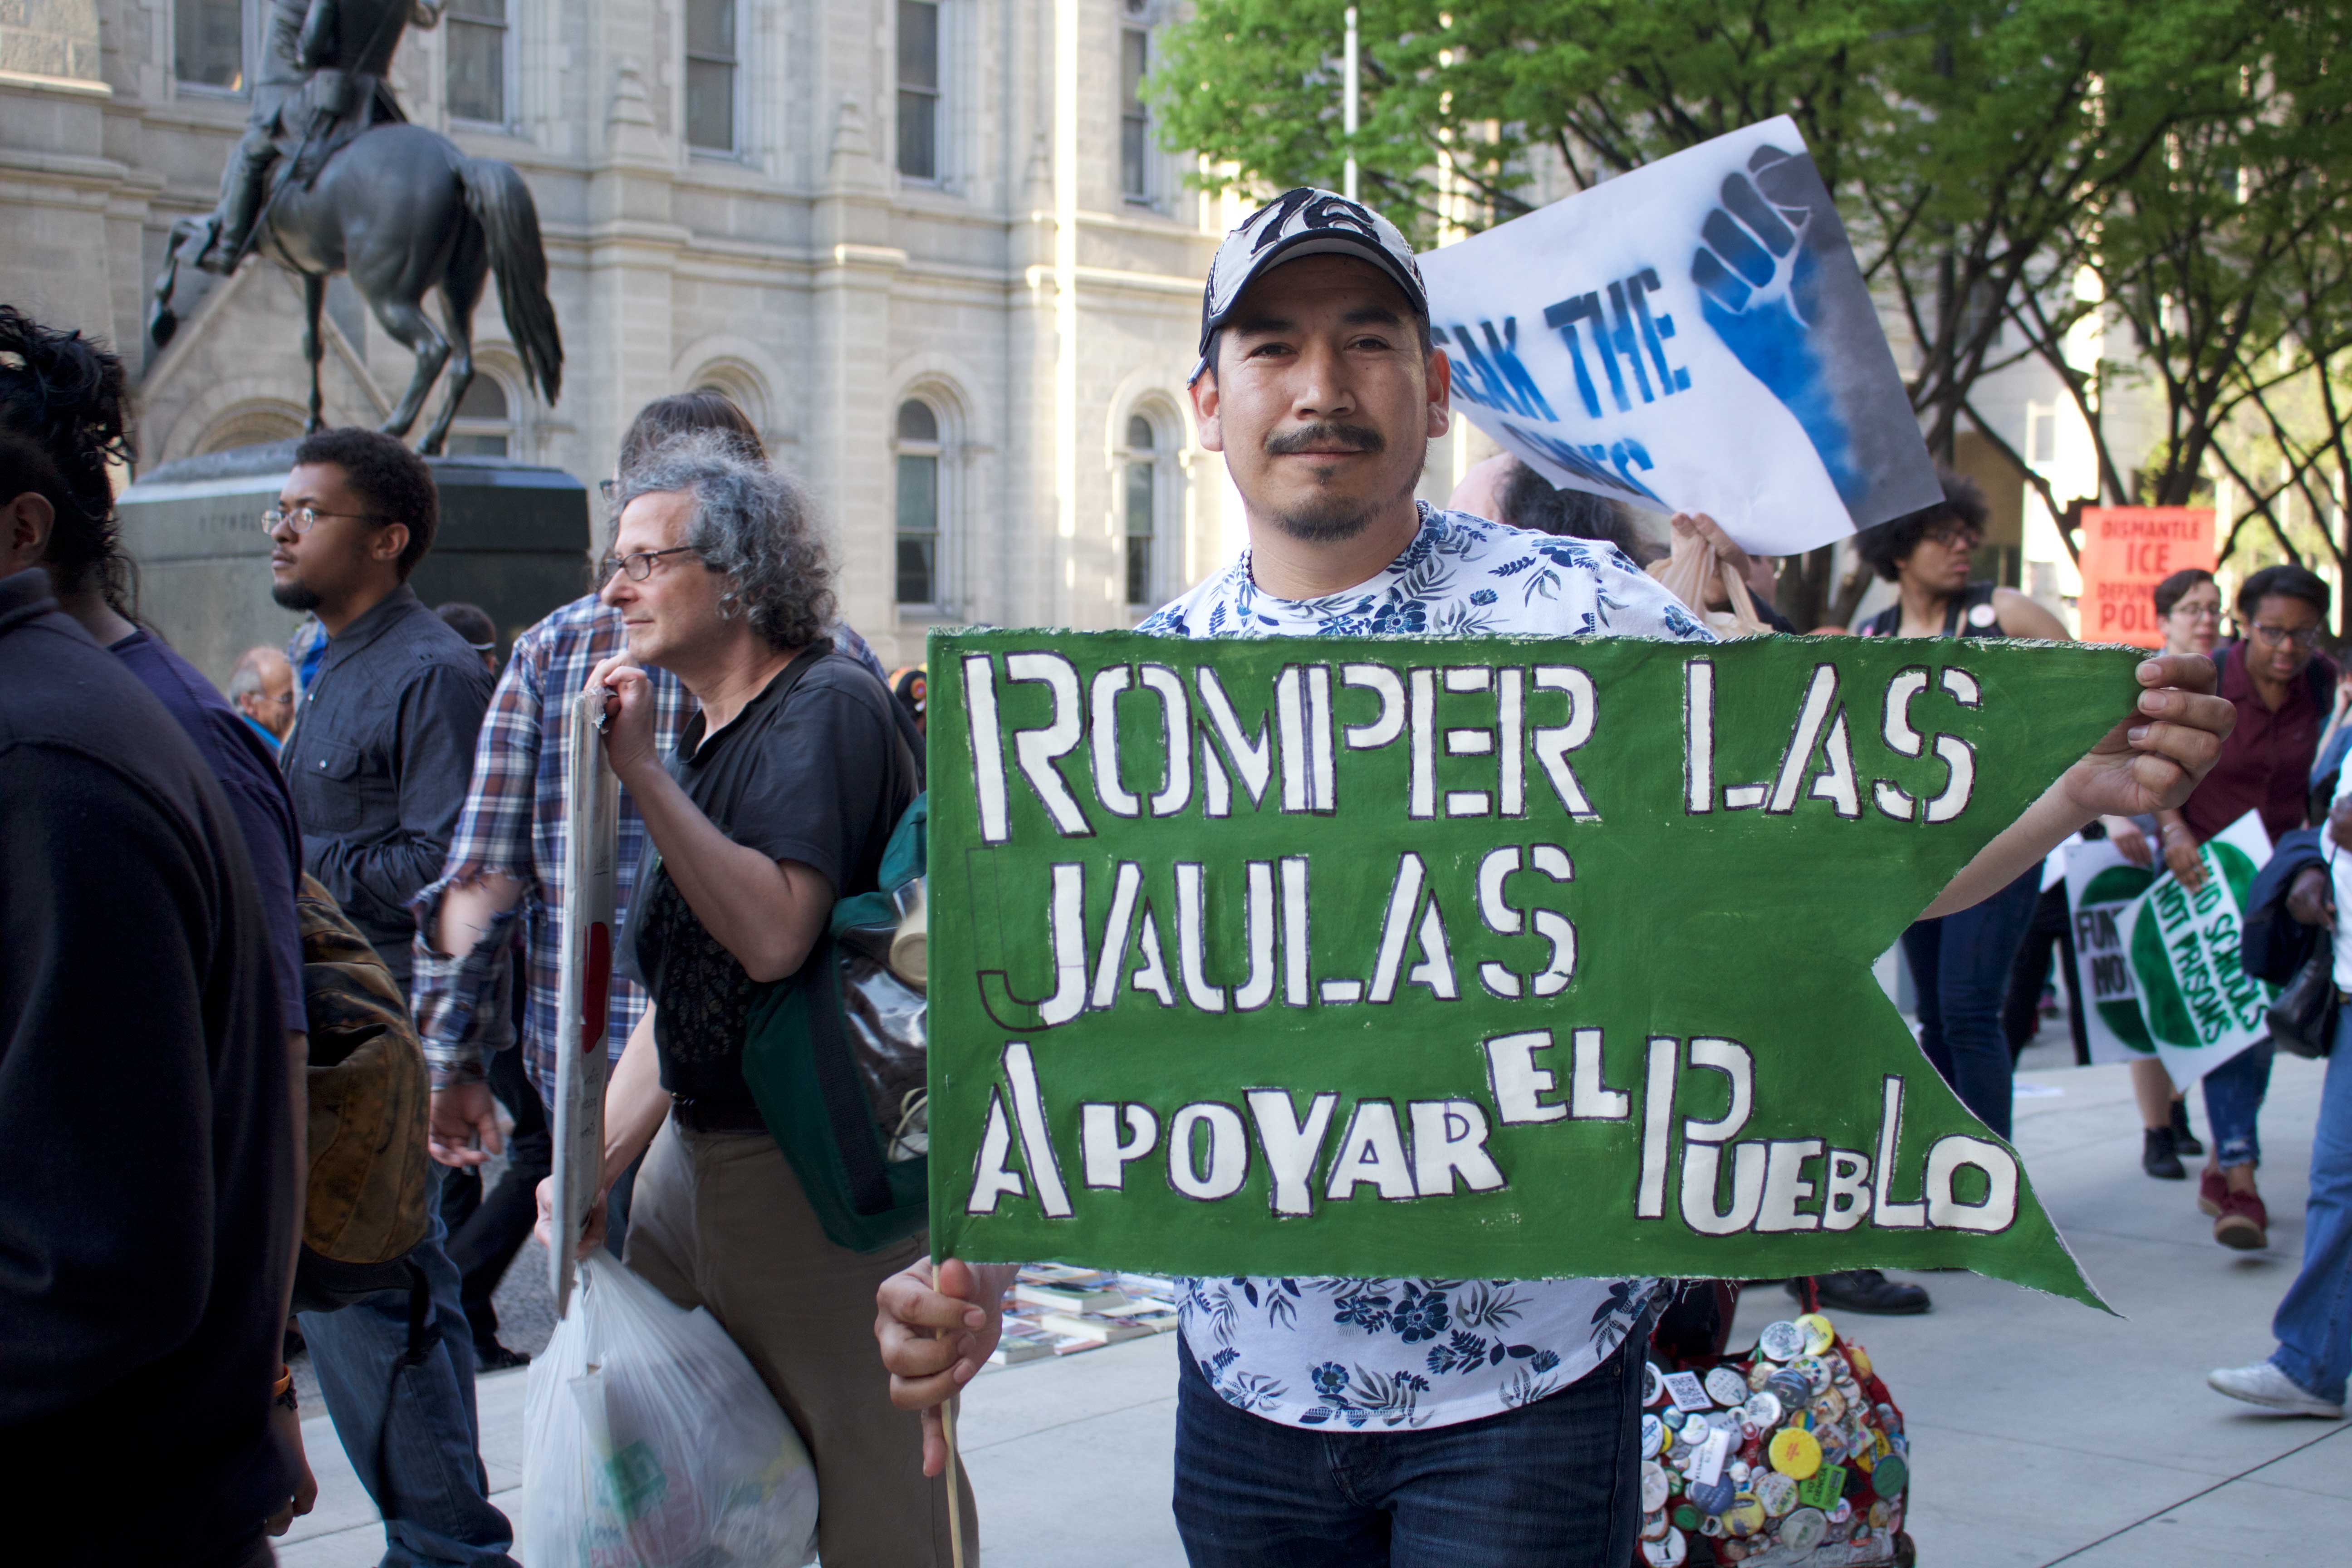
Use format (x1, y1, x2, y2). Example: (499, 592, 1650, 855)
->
(118, 443, 597, 689)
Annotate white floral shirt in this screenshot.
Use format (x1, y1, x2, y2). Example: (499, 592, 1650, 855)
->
(1140, 503, 1712, 1431)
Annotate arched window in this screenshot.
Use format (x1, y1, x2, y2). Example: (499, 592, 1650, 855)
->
(896, 398, 943, 606)
(1122, 413, 1160, 606)
(1119, 405, 1185, 609)
(446, 375, 512, 457)
(684, 364, 771, 443)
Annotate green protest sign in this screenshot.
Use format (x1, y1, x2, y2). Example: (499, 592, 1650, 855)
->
(2120, 812, 2275, 1086)
(926, 631, 2145, 1309)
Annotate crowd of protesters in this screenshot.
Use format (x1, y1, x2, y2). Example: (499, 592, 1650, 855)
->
(0, 180, 2308, 1568)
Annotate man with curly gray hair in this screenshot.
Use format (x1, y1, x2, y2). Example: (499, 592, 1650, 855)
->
(541, 431, 952, 1562)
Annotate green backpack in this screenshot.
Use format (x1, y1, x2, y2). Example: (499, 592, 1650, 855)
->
(740, 794, 931, 1253)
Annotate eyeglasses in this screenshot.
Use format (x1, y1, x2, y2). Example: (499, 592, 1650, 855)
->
(262, 505, 387, 535)
(598, 544, 697, 582)
(1923, 524, 1983, 551)
(2168, 601, 2222, 621)
(598, 478, 618, 502)
(2251, 622, 2323, 649)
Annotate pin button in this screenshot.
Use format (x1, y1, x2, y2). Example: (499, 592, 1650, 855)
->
(1768, 1427, 1821, 1480)
(1776, 1505, 1828, 1553)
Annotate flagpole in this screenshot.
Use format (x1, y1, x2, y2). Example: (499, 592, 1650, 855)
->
(1343, 6, 1359, 201)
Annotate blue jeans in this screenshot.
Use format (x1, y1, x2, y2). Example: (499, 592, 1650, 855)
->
(1902, 863, 2043, 1141)
(1171, 1334, 1640, 1567)
(2202, 1040, 2275, 1169)
(300, 1165, 518, 1568)
(2270, 1013, 2352, 1403)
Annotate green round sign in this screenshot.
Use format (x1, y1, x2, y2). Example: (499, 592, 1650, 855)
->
(2128, 842, 2262, 1051)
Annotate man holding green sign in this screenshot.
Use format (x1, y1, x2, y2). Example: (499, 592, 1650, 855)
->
(876, 186, 2234, 1566)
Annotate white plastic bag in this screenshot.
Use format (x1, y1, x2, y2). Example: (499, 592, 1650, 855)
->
(520, 1251, 818, 1567)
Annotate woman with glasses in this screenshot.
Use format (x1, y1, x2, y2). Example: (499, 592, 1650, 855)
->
(2156, 564, 2338, 1249)
(2110, 569, 2224, 1178)
(1854, 470, 2069, 643)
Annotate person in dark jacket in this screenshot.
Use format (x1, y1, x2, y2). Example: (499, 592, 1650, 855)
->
(266, 426, 519, 1567)
(0, 307, 300, 1564)
(271, 426, 495, 995)
(2155, 563, 2337, 1250)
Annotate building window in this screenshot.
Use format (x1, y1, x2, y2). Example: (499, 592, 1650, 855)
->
(176, 0, 248, 92)
(2028, 406, 2057, 466)
(446, 0, 508, 124)
(686, 0, 737, 153)
(897, 0, 941, 181)
(1123, 415, 1159, 605)
(1120, 26, 1151, 201)
(896, 399, 942, 606)
(445, 376, 512, 457)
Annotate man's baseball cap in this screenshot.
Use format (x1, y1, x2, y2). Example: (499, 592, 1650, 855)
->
(1191, 187, 1428, 384)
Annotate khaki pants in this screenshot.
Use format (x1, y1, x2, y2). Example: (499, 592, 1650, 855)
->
(626, 1117, 978, 1566)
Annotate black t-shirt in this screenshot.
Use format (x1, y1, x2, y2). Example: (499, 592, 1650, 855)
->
(625, 647, 917, 1125)
(0, 571, 295, 1563)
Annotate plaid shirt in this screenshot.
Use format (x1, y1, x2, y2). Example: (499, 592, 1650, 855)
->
(411, 593, 886, 1100)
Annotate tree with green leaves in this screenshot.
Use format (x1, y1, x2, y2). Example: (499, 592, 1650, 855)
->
(1151, 0, 2288, 627)
(1989, 6, 2352, 619)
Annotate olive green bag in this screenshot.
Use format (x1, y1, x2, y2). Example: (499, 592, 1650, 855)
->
(740, 794, 931, 1253)
(729, 647, 932, 1254)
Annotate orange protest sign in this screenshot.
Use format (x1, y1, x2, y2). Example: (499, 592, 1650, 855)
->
(2077, 507, 2215, 647)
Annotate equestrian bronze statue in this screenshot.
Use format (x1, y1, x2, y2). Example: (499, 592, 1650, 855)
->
(150, 0, 561, 456)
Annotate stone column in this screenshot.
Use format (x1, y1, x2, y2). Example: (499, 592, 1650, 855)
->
(577, 1, 684, 493)
(809, 89, 904, 662)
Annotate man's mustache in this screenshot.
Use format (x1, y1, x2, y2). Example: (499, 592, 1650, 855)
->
(1265, 422, 1386, 457)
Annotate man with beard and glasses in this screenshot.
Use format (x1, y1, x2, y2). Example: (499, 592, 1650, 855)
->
(265, 427, 517, 1568)
(271, 429, 494, 992)
(875, 188, 2236, 1566)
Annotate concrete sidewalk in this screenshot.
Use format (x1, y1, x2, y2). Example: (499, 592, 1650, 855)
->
(270, 1053, 2349, 1567)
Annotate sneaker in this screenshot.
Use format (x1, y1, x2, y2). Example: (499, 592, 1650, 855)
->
(474, 1342, 532, 1372)
(2143, 1127, 2187, 1180)
(2207, 1361, 2344, 1418)
(2214, 1189, 2269, 1250)
(2198, 1165, 2227, 1217)
(2170, 1100, 2204, 1158)
(1801, 1269, 1931, 1316)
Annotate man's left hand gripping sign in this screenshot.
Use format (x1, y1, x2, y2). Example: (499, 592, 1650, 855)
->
(926, 630, 2143, 1311)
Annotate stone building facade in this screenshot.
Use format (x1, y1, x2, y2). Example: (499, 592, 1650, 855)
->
(5, 2, 1506, 672)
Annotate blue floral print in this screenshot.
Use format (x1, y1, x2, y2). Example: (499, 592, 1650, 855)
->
(1148, 503, 1699, 1431)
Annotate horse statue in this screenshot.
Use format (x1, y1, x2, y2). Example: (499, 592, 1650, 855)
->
(147, 0, 560, 456)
